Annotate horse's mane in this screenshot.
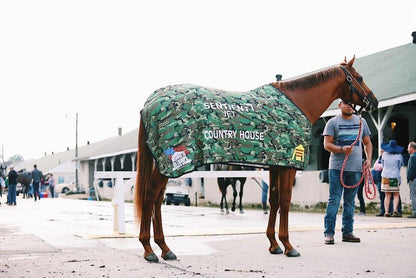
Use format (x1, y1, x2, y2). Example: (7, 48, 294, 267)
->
(278, 66, 343, 91)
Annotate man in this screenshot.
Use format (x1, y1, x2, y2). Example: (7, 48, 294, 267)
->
(7, 165, 18, 205)
(407, 141, 416, 218)
(323, 99, 372, 244)
(0, 175, 4, 205)
(31, 164, 43, 201)
(49, 173, 55, 198)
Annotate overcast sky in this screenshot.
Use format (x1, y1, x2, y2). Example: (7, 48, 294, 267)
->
(1, 0, 415, 161)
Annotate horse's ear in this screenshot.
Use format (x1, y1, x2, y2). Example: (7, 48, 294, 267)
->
(343, 56, 347, 63)
(346, 55, 356, 68)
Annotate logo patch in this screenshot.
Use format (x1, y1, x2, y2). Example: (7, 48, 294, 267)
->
(164, 145, 192, 171)
(291, 145, 305, 162)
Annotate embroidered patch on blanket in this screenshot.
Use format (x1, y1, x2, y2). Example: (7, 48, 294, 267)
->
(141, 84, 311, 178)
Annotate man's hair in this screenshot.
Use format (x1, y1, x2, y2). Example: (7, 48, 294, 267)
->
(33, 164, 37, 168)
(409, 142, 416, 149)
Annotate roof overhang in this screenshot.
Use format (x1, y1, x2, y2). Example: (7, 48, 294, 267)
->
(78, 148, 138, 162)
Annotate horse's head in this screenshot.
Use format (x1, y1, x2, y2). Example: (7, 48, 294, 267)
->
(339, 56, 378, 114)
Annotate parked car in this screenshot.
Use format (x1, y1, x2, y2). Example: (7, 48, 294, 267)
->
(15, 183, 23, 195)
(55, 181, 76, 194)
(164, 179, 191, 206)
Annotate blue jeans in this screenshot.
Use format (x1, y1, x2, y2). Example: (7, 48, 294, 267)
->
(409, 179, 416, 215)
(8, 184, 17, 205)
(33, 182, 41, 201)
(261, 180, 269, 203)
(324, 170, 360, 237)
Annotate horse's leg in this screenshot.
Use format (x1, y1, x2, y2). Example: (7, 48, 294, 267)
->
(151, 172, 176, 260)
(224, 189, 230, 214)
(231, 180, 237, 212)
(218, 180, 225, 212)
(266, 167, 283, 255)
(238, 178, 245, 214)
(139, 167, 166, 263)
(277, 168, 300, 257)
(219, 179, 230, 214)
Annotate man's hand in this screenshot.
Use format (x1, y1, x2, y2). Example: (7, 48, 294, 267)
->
(342, 145, 353, 155)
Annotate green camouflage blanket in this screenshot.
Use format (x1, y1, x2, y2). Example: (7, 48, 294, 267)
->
(141, 84, 311, 178)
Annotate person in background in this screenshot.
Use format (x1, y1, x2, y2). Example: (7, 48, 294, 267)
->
(7, 165, 18, 206)
(49, 174, 55, 198)
(380, 140, 404, 217)
(0, 174, 5, 205)
(31, 164, 43, 201)
(372, 150, 384, 216)
(357, 160, 366, 215)
(406, 141, 416, 218)
(252, 168, 269, 214)
(261, 179, 269, 214)
(372, 149, 402, 216)
(323, 99, 372, 245)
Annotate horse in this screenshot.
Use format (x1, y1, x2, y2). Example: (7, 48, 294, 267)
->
(17, 171, 32, 198)
(134, 56, 378, 262)
(216, 164, 247, 214)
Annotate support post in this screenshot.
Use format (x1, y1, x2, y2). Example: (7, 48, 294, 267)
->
(112, 173, 126, 234)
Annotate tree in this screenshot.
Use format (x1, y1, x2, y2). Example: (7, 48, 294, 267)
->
(8, 154, 24, 163)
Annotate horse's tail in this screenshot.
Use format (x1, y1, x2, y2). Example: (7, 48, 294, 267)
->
(134, 117, 153, 223)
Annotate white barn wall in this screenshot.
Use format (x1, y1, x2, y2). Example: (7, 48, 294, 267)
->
(91, 169, 411, 210)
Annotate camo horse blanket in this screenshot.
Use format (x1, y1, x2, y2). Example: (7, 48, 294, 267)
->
(141, 84, 311, 178)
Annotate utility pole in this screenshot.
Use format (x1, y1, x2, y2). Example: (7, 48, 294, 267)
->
(1, 144, 4, 163)
(75, 112, 79, 192)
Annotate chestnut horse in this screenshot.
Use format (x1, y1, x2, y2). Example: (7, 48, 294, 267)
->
(134, 57, 378, 262)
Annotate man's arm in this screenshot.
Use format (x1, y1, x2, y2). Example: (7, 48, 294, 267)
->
(324, 135, 353, 155)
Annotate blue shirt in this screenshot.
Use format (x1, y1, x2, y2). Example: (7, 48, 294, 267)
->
(31, 168, 43, 183)
(381, 152, 403, 184)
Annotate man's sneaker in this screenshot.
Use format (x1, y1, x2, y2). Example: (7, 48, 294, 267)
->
(342, 234, 360, 243)
(324, 235, 334, 245)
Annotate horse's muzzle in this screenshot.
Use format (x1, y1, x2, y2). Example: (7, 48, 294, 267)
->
(365, 91, 378, 112)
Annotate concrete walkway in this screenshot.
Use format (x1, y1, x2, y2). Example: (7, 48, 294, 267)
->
(1, 195, 416, 277)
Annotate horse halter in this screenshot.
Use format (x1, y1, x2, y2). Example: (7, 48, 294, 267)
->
(340, 66, 375, 114)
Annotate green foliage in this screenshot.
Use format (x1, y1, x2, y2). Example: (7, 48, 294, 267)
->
(8, 154, 24, 163)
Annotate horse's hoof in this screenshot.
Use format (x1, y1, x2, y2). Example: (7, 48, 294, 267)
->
(240, 209, 244, 214)
(286, 249, 301, 257)
(231, 207, 236, 212)
(144, 253, 159, 263)
(162, 251, 177, 260)
(269, 247, 283, 255)
(226, 210, 230, 214)
(220, 209, 224, 213)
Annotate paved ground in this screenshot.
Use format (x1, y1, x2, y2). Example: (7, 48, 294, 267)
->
(1, 194, 416, 277)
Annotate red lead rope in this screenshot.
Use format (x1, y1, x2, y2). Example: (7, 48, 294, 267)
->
(340, 118, 377, 200)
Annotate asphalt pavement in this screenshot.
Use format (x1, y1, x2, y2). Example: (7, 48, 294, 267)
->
(1, 194, 416, 278)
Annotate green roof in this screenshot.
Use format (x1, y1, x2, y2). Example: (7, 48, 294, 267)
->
(356, 43, 416, 103)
